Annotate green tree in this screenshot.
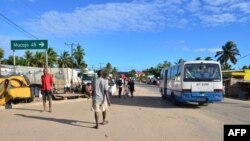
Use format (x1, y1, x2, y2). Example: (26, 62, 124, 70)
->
(73, 44, 87, 69)
(221, 63, 233, 70)
(3, 55, 14, 65)
(33, 51, 45, 67)
(195, 57, 202, 60)
(155, 60, 171, 77)
(215, 41, 240, 65)
(24, 50, 33, 66)
(204, 57, 213, 61)
(103, 62, 112, 78)
(18, 57, 26, 66)
(127, 69, 136, 78)
(58, 51, 71, 68)
(175, 58, 186, 64)
(47, 47, 58, 67)
(242, 65, 250, 69)
(2, 55, 24, 66)
(111, 67, 118, 79)
(0, 48, 4, 75)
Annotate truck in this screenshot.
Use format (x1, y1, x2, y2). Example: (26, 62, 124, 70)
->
(0, 75, 33, 106)
(1, 65, 82, 96)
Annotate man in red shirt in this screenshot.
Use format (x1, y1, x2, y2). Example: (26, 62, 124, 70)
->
(41, 67, 53, 112)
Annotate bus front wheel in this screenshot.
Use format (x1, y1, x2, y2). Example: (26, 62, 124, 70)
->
(171, 94, 178, 105)
(161, 89, 166, 99)
(198, 102, 208, 106)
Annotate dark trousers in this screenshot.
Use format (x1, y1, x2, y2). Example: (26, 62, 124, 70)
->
(118, 87, 122, 97)
(130, 90, 134, 98)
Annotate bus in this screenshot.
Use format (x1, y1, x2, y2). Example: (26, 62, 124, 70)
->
(159, 60, 223, 106)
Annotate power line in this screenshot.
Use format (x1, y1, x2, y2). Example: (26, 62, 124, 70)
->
(0, 13, 39, 39)
(238, 52, 250, 60)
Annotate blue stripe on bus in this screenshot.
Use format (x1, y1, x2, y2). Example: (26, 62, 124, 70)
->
(177, 92, 223, 103)
(163, 89, 223, 103)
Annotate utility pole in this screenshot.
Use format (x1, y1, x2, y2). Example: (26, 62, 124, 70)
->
(65, 42, 78, 92)
(99, 62, 104, 70)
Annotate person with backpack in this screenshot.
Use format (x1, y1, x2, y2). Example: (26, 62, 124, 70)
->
(117, 76, 123, 98)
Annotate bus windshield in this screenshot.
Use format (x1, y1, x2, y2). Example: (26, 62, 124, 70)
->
(184, 63, 221, 82)
(82, 73, 96, 81)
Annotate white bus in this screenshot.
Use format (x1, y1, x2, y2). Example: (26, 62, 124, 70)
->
(159, 61, 223, 106)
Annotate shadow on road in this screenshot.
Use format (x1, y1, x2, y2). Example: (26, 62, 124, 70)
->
(15, 114, 95, 128)
(110, 96, 200, 109)
(14, 108, 43, 112)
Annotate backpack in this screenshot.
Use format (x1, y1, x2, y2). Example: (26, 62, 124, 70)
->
(117, 79, 122, 86)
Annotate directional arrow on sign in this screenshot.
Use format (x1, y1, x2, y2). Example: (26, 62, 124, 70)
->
(39, 42, 45, 48)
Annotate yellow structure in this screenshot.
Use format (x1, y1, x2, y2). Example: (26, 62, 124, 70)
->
(0, 75, 32, 106)
(222, 69, 250, 81)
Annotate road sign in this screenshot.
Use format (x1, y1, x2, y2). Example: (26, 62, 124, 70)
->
(11, 40, 48, 50)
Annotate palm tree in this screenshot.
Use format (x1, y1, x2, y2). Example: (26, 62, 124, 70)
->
(0, 48, 4, 75)
(195, 57, 202, 60)
(175, 58, 186, 64)
(204, 57, 213, 61)
(242, 65, 250, 69)
(33, 51, 45, 67)
(58, 51, 71, 68)
(73, 44, 87, 69)
(47, 48, 58, 67)
(18, 57, 26, 66)
(4, 55, 14, 65)
(215, 41, 240, 65)
(221, 63, 233, 70)
(24, 50, 33, 66)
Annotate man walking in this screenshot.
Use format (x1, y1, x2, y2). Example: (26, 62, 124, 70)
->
(128, 78, 135, 98)
(41, 67, 53, 112)
(92, 70, 111, 129)
(117, 76, 123, 98)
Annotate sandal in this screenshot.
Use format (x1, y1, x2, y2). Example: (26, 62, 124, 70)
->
(93, 125, 99, 129)
(102, 121, 109, 125)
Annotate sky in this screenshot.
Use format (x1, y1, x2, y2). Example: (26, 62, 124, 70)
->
(0, 0, 250, 71)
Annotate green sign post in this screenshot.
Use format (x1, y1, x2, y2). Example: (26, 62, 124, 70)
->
(10, 40, 48, 74)
(11, 40, 48, 50)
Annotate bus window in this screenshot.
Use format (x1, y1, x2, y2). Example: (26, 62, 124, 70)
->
(168, 68, 172, 80)
(176, 66, 181, 81)
(184, 63, 221, 82)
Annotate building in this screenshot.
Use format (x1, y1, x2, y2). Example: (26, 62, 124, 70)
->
(222, 69, 250, 100)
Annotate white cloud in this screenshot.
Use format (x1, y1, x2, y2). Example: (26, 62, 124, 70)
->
(24, 0, 250, 35)
(230, 2, 250, 14)
(187, 0, 201, 12)
(203, 5, 222, 13)
(27, 2, 184, 35)
(202, 0, 232, 6)
(195, 48, 221, 53)
(208, 48, 221, 53)
(197, 13, 237, 26)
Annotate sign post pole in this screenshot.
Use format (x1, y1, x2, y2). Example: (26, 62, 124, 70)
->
(13, 50, 16, 74)
(45, 49, 48, 67)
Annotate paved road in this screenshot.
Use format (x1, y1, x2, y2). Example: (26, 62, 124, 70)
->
(1, 82, 250, 141)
